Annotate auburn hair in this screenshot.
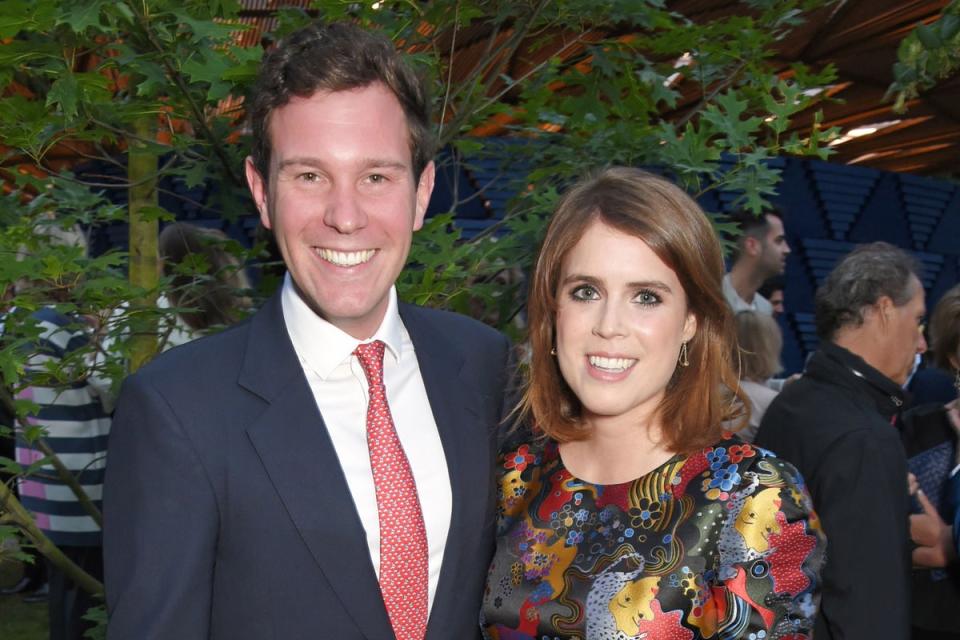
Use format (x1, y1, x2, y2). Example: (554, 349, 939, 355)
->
(521, 167, 746, 454)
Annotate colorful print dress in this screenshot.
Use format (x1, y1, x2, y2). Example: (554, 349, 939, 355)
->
(481, 435, 826, 639)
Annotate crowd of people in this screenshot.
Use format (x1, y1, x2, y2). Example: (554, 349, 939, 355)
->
(3, 18, 959, 640)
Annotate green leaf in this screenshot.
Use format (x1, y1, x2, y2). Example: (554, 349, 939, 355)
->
(762, 80, 808, 136)
(916, 24, 942, 49)
(132, 205, 176, 223)
(180, 50, 234, 101)
(939, 12, 960, 40)
(56, 0, 109, 33)
(47, 72, 80, 119)
(0, 0, 58, 37)
(658, 121, 722, 175)
(701, 91, 764, 151)
(169, 8, 238, 44)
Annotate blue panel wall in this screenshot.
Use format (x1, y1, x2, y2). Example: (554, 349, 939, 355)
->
(768, 159, 958, 373)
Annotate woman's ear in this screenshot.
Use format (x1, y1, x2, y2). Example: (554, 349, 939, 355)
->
(682, 312, 698, 343)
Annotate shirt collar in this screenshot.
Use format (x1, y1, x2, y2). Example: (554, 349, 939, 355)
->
(280, 273, 404, 380)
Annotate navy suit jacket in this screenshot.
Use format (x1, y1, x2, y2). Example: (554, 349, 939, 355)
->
(103, 292, 514, 639)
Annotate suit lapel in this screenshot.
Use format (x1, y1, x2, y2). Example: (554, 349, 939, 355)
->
(239, 293, 393, 639)
(400, 304, 492, 635)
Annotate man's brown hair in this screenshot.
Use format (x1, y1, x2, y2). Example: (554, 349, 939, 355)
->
(248, 21, 434, 184)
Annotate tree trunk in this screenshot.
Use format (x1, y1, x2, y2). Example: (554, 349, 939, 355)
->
(127, 116, 160, 372)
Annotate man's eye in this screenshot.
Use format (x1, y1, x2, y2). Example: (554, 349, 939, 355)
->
(298, 172, 320, 182)
(367, 174, 386, 184)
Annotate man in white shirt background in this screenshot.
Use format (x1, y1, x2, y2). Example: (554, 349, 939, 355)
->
(723, 209, 791, 314)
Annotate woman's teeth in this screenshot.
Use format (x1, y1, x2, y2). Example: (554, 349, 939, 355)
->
(588, 355, 636, 372)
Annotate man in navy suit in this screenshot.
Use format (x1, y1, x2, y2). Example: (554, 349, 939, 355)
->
(103, 22, 513, 639)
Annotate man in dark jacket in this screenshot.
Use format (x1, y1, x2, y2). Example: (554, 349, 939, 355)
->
(756, 242, 927, 640)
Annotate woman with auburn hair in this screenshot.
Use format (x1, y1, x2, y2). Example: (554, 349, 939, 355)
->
(481, 167, 825, 640)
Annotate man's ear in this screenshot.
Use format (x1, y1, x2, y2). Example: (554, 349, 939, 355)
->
(413, 161, 436, 231)
(875, 296, 895, 329)
(744, 235, 761, 258)
(245, 156, 271, 229)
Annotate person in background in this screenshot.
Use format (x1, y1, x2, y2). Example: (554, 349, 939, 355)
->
(13, 222, 110, 640)
(482, 167, 825, 639)
(901, 283, 960, 639)
(758, 275, 785, 318)
(755, 242, 926, 640)
(722, 209, 790, 314)
(104, 21, 514, 640)
(0, 286, 48, 603)
(157, 222, 252, 349)
(733, 310, 783, 442)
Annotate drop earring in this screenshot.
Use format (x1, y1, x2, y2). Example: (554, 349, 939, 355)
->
(678, 342, 689, 367)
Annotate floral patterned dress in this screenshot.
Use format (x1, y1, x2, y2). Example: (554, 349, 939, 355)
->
(481, 435, 826, 640)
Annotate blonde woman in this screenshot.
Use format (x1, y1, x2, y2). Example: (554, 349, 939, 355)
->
(733, 310, 784, 442)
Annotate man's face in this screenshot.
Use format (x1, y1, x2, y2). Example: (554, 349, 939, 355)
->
(758, 214, 790, 277)
(768, 289, 784, 316)
(881, 277, 927, 385)
(245, 83, 435, 339)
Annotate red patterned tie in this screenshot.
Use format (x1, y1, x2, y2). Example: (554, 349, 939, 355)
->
(354, 340, 429, 640)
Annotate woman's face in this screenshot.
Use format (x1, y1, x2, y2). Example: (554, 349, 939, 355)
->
(554, 220, 696, 428)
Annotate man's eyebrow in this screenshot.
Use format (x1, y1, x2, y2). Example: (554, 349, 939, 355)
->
(276, 157, 323, 171)
(276, 157, 409, 171)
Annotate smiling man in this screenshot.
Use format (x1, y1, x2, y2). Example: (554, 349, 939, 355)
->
(103, 22, 513, 640)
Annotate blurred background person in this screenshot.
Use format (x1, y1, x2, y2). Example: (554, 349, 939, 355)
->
(756, 242, 926, 640)
(758, 275, 785, 318)
(12, 220, 111, 640)
(902, 283, 960, 640)
(482, 167, 824, 639)
(733, 310, 784, 442)
(157, 222, 252, 350)
(723, 209, 790, 315)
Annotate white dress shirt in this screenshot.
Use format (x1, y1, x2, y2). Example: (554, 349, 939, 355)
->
(281, 275, 451, 613)
(723, 273, 773, 315)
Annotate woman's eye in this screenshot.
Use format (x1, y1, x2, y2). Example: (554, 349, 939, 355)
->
(635, 290, 661, 305)
(571, 285, 599, 301)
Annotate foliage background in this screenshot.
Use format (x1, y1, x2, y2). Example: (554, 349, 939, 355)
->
(5, 0, 937, 636)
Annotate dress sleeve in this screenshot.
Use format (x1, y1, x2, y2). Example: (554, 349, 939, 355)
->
(713, 449, 826, 638)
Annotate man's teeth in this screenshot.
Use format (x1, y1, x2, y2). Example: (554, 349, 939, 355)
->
(588, 355, 636, 372)
(317, 248, 375, 267)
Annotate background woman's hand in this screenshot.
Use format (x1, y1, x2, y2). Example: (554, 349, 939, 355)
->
(910, 487, 956, 568)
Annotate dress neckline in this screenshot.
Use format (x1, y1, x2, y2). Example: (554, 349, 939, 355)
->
(549, 440, 685, 488)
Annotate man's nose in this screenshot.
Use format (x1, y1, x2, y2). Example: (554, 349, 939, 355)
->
(323, 183, 368, 234)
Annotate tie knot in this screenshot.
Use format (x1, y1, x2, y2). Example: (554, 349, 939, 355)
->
(354, 340, 386, 385)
